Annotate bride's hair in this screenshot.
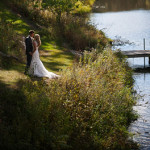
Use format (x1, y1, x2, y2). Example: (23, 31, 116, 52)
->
(34, 34, 41, 46)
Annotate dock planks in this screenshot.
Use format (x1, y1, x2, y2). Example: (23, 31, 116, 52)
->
(122, 50, 150, 58)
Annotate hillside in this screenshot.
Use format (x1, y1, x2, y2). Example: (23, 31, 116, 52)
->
(0, 1, 138, 150)
(0, 1, 74, 87)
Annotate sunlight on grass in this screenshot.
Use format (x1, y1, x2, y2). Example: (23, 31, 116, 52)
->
(0, 70, 26, 86)
(0, 2, 30, 35)
(0, 1, 74, 86)
(40, 41, 74, 72)
(0, 58, 26, 86)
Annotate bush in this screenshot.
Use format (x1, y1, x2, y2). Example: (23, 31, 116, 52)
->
(5, 0, 109, 51)
(0, 49, 137, 150)
(0, 19, 25, 63)
(60, 15, 108, 50)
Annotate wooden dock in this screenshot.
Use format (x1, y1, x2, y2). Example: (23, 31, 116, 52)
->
(122, 50, 150, 58)
(119, 39, 150, 68)
(121, 50, 150, 67)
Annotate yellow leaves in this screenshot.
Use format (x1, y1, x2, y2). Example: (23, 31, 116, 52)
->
(72, 1, 92, 14)
(33, 81, 38, 86)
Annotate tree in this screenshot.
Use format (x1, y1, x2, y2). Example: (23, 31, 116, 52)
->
(42, 0, 78, 23)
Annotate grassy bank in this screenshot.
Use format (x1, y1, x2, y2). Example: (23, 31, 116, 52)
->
(0, 49, 137, 150)
(0, 0, 138, 149)
(0, 0, 74, 86)
(5, 0, 109, 51)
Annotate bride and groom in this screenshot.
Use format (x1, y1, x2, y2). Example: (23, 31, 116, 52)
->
(24, 30, 60, 79)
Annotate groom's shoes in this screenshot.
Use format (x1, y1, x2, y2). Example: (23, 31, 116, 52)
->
(24, 71, 28, 75)
(24, 66, 29, 75)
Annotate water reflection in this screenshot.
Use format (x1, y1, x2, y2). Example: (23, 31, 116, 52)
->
(90, 1, 150, 149)
(129, 73, 150, 149)
(93, 0, 150, 12)
(90, 10, 150, 53)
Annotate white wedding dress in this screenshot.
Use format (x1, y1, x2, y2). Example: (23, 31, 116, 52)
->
(29, 41, 60, 79)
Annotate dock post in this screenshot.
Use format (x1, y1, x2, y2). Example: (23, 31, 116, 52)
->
(144, 38, 145, 68)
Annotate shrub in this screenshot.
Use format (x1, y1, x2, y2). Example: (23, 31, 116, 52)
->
(0, 19, 25, 63)
(5, 0, 108, 51)
(60, 15, 108, 50)
(0, 49, 137, 150)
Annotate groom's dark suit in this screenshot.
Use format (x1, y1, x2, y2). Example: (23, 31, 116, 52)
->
(25, 36, 33, 67)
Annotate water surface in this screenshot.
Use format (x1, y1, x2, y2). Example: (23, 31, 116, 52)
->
(90, 0, 150, 149)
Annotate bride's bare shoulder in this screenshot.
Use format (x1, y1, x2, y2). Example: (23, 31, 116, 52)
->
(33, 40, 38, 47)
(33, 40, 37, 44)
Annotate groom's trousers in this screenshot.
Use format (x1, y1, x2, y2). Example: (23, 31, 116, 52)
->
(26, 53, 32, 67)
(24, 53, 32, 74)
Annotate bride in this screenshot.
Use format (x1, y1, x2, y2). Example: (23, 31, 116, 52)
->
(29, 34, 60, 79)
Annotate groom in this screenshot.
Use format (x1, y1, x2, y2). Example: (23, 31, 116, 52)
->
(24, 30, 35, 75)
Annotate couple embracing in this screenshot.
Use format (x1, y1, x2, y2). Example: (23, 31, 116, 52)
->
(24, 30, 60, 79)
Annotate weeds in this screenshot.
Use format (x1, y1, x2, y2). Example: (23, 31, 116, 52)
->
(0, 49, 137, 150)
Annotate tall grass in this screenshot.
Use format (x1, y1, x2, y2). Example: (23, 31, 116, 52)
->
(0, 49, 137, 150)
(60, 15, 108, 50)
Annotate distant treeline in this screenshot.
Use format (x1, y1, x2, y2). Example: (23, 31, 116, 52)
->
(93, 0, 150, 12)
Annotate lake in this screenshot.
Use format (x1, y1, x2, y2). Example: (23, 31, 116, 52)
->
(90, 0, 150, 149)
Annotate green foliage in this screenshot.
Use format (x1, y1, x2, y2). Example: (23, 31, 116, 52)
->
(4, 0, 102, 51)
(60, 16, 108, 50)
(114, 50, 134, 87)
(72, 1, 92, 14)
(0, 49, 137, 150)
(43, 0, 77, 12)
(42, 0, 78, 22)
(72, 0, 95, 14)
(42, 0, 96, 17)
(0, 19, 25, 65)
(0, 1, 137, 149)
